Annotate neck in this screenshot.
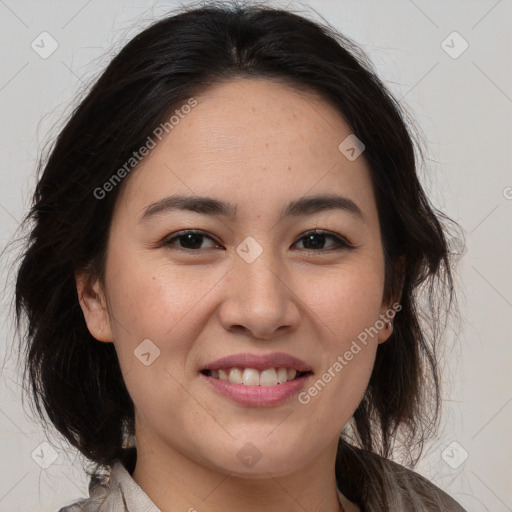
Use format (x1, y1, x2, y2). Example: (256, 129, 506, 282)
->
(131, 433, 345, 512)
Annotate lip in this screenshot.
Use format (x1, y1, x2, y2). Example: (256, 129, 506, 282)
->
(199, 352, 313, 407)
(200, 352, 312, 372)
(200, 371, 312, 407)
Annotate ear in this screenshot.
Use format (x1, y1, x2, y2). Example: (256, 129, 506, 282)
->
(75, 270, 113, 343)
(377, 255, 406, 344)
(376, 304, 396, 344)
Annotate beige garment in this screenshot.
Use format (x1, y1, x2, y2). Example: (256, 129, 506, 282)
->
(57, 460, 157, 512)
(57, 454, 467, 512)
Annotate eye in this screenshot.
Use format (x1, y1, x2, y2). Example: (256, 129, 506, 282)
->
(292, 230, 354, 253)
(161, 229, 354, 253)
(161, 230, 221, 251)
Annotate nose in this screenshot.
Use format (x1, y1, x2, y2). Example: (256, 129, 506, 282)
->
(217, 247, 301, 340)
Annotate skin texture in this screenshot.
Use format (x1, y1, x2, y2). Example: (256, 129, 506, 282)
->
(76, 78, 397, 512)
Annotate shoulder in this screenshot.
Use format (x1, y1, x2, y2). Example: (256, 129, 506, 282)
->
(56, 464, 125, 512)
(376, 454, 467, 511)
(57, 457, 159, 512)
(336, 444, 467, 512)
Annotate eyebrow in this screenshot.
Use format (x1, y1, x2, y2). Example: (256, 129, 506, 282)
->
(138, 193, 366, 224)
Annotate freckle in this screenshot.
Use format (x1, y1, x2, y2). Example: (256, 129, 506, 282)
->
(288, 166, 291, 170)
(265, 142, 269, 148)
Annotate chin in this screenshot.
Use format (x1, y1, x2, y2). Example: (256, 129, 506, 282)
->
(197, 437, 311, 478)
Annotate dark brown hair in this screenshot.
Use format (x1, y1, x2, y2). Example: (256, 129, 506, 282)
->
(9, 0, 461, 506)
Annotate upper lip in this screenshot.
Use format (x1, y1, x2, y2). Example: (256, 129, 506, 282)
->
(200, 352, 312, 372)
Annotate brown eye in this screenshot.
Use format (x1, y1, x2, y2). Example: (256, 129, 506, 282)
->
(162, 230, 220, 251)
(293, 230, 353, 253)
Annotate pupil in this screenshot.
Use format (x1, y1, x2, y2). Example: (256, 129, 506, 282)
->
(181, 233, 202, 249)
(304, 233, 324, 249)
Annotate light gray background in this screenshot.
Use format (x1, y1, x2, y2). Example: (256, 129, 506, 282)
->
(0, 1, 511, 511)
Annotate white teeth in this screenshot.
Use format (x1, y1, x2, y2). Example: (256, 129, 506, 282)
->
(287, 369, 297, 380)
(242, 368, 260, 385)
(259, 368, 278, 386)
(228, 367, 243, 384)
(277, 367, 288, 384)
(209, 367, 306, 385)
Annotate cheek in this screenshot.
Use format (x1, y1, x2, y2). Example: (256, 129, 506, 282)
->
(105, 247, 211, 340)
(103, 255, 205, 424)
(301, 259, 384, 339)
(298, 258, 383, 403)
(103, 250, 228, 404)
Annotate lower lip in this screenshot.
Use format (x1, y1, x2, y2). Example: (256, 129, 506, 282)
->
(200, 372, 312, 407)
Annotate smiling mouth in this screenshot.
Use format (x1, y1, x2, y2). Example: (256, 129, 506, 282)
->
(200, 367, 312, 386)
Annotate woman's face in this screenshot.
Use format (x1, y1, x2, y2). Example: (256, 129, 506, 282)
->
(77, 78, 395, 478)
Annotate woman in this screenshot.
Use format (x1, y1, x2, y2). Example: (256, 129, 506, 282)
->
(13, 2, 467, 511)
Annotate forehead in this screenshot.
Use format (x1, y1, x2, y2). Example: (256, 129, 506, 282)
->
(178, 78, 348, 156)
(114, 78, 378, 227)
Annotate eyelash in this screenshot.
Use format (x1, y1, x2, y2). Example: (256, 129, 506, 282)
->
(160, 229, 355, 254)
